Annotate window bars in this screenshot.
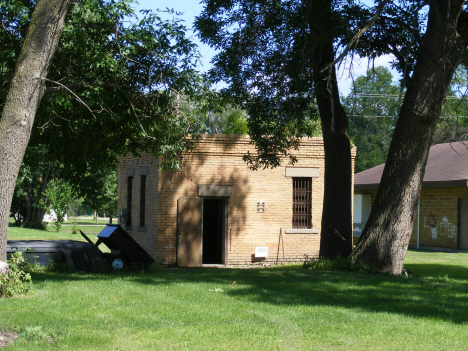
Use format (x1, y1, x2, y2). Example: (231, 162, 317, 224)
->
(293, 178, 312, 228)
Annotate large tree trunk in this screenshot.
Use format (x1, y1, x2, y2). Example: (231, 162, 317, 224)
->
(310, 0, 353, 259)
(315, 64, 353, 259)
(23, 165, 53, 226)
(34, 164, 53, 225)
(25, 193, 33, 223)
(353, 0, 467, 274)
(0, 0, 70, 260)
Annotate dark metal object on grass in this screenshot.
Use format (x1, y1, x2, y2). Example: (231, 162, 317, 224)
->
(6, 225, 153, 272)
(81, 224, 154, 270)
(7, 240, 105, 272)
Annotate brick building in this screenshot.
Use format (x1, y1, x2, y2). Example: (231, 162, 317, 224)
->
(118, 134, 355, 267)
(354, 142, 468, 251)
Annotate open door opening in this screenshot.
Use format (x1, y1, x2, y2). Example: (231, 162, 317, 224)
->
(202, 199, 226, 264)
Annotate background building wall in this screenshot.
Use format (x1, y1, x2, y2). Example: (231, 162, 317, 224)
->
(355, 187, 468, 250)
(118, 155, 159, 260)
(414, 187, 468, 250)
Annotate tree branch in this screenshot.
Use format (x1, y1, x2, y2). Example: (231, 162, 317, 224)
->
(44, 80, 120, 93)
(387, 44, 412, 85)
(321, 0, 391, 73)
(42, 78, 96, 119)
(379, 15, 422, 45)
(128, 99, 156, 141)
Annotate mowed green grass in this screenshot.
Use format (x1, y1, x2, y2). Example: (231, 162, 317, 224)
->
(7, 217, 108, 241)
(2, 228, 468, 350)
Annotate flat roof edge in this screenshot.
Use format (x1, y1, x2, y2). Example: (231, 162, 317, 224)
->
(354, 184, 380, 191)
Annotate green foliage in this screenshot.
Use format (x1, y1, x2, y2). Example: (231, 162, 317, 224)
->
(343, 66, 400, 172)
(195, 0, 330, 168)
(80, 166, 118, 220)
(180, 91, 250, 135)
(22, 220, 48, 230)
(353, 1, 428, 84)
(303, 254, 369, 273)
(195, 105, 249, 135)
(3, 0, 207, 220)
(0, 251, 33, 298)
(221, 109, 249, 135)
(432, 66, 468, 144)
(15, 249, 47, 274)
(32, 0, 205, 170)
(146, 262, 166, 273)
(343, 66, 468, 173)
(9, 147, 55, 227)
(42, 179, 82, 232)
(45, 259, 71, 274)
(20, 326, 53, 342)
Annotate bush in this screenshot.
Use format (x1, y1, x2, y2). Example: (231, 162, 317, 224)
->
(303, 255, 369, 273)
(42, 179, 82, 232)
(22, 220, 47, 230)
(0, 251, 33, 298)
(46, 259, 70, 273)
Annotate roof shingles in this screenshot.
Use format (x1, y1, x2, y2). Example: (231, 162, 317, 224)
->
(354, 142, 468, 190)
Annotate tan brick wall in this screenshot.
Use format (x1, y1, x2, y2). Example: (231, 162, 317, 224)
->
(119, 135, 355, 266)
(118, 155, 159, 258)
(412, 187, 468, 250)
(355, 187, 468, 250)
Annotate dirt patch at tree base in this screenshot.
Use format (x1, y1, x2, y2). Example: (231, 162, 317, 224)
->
(0, 331, 19, 348)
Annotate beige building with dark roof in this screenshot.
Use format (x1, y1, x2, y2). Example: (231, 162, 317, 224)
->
(354, 142, 468, 250)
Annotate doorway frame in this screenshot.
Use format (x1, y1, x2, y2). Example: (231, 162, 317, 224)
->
(201, 197, 228, 266)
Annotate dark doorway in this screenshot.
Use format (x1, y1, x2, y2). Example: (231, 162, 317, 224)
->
(203, 199, 225, 264)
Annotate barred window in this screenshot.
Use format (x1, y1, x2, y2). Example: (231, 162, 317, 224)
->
(293, 178, 312, 228)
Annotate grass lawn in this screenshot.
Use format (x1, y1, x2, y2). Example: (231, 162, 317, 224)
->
(7, 217, 109, 241)
(2, 228, 468, 350)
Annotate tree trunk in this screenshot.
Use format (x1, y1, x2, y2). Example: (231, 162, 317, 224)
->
(0, 0, 70, 261)
(310, 0, 353, 259)
(315, 65, 353, 259)
(25, 193, 33, 223)
(35, 165, 53, 225)
(353, 0, 467, 274)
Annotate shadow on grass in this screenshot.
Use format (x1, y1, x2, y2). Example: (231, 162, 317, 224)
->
(403, 263, 468, 279)
(30, 265, 468, 325)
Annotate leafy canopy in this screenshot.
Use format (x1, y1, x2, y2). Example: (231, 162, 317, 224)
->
(1, 0, 207, 180)
(1, 0, 214, 224)
(195, 0, 331, 168)
(343, 66, 400, 172)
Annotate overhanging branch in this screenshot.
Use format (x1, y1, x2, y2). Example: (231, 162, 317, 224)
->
(42, 78, 96, 119)
(321, 0, 391, 73)
(44, 80, 120, 93)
